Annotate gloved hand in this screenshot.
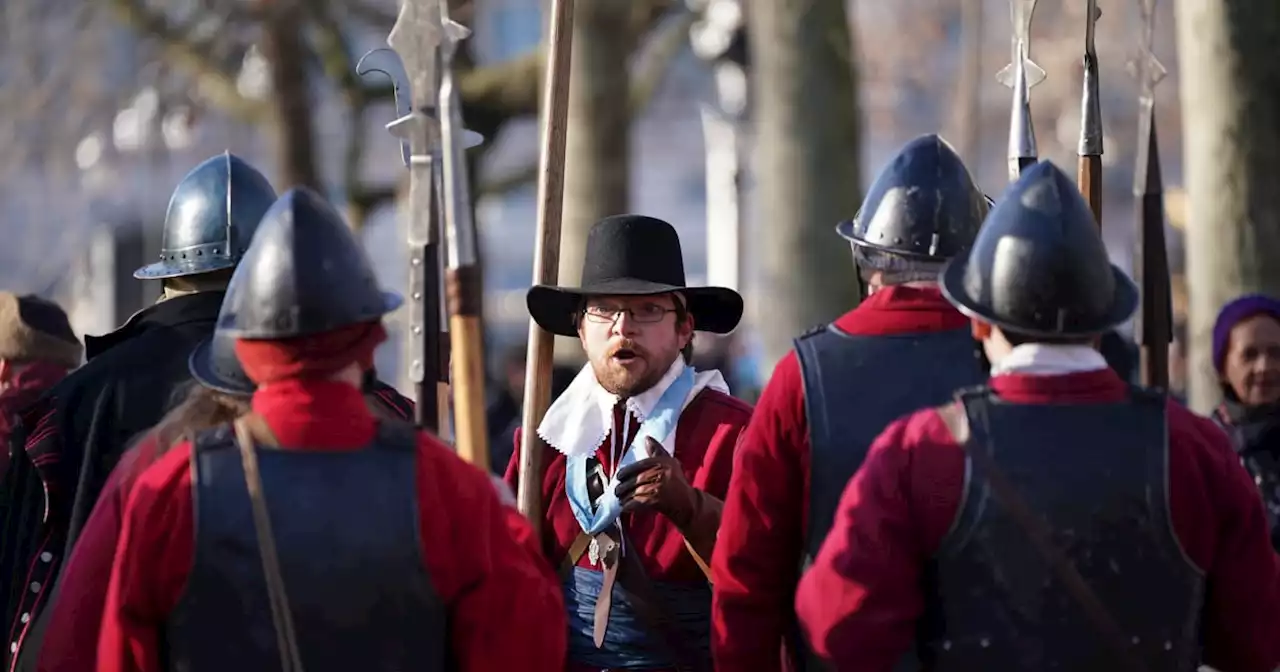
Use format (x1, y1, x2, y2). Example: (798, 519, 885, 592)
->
(614, 437, 721, 579)
(615, 438, 698, 527)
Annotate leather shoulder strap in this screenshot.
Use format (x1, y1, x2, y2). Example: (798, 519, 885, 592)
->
(233, 416, 303, 672)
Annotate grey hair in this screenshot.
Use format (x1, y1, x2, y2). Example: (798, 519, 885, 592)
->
(853, 246, 946, 285)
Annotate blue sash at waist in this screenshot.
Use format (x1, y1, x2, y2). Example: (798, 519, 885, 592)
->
(563, 566, 711, 670)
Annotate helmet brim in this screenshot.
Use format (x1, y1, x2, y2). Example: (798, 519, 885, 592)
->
(939, 254, 1140, 339)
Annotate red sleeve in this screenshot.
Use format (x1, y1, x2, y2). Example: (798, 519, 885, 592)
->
(1171, 409, 1280, 672)
(503, 428, 522, 492)
(39, 438, 161, 672)
(794, 409, 962, 670)
(97, 444, 195, 672)
(712, 352, 809, 671)
(416, 436, 566, 672)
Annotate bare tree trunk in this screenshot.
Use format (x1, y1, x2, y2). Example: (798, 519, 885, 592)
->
(260, 0, 320, 190)
(949, 0, 983, 165)
(555, 0, 632, 362)
(1175, 0, 1280, 412)
(747, 0, 861, 372)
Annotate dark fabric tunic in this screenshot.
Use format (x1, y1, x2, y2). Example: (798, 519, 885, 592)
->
(165, 420, 446, 672)
(922, 386, 1203, 671)
(2, 291, 224, 672)
(795, 325, 986, 560)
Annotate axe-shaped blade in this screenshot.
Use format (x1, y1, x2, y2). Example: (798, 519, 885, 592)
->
(356, 47, 483, 168)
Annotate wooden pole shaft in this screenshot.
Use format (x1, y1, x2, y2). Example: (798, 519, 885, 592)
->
(517, 0, 577, 530)
(449, 313, 489, 466)
(1077, 154, 1102, 229)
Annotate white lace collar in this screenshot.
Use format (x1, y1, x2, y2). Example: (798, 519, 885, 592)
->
(536, 357, 729, 459)
(990, 343, 1109, 377)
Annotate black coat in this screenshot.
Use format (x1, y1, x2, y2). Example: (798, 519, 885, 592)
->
(0, 291, 223, 671)
(1215, 399, 1280, 549)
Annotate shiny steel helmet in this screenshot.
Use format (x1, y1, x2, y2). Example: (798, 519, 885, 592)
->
(217, 188, 402, 340)
(134, 152, 277, 280)
(837, 134, 992, 261)
(940, 161, 1138, 338)
(187, 325, 254, 397)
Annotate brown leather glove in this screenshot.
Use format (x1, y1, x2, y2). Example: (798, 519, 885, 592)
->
(615, 438, 721, 578)
(615, 437, 699, 526)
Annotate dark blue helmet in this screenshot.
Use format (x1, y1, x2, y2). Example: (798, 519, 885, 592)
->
(940, 161, 1138, 338)
(837, 134, 992, 261)
(187, 326, 254, 397)
(218, 188, 402, 340)
(134, 152, 277, 280)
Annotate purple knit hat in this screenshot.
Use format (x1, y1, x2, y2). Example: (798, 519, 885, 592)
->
(1212, 293, 1280, 373)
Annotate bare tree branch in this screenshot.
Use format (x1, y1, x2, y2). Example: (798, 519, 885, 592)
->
(104, 0, 270, 121)
(309, 0, 373, 228)
(475, 6, 695, 197)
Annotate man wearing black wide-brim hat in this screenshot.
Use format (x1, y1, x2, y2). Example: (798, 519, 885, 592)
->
(504, 214, 753, 671)
(796, 161, 1280, 671)
(713, 134, 991, 669)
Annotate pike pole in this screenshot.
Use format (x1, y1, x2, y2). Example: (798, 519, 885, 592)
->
(1131, 0, 1172, 389)
(357, 45, 444, 433)
(363, 0, 489, 464)
(1077, 0, 1104, 228)
(435, 5, 490, 467)
(998, 0, 1044, 182)
(517, 0, 577, 528)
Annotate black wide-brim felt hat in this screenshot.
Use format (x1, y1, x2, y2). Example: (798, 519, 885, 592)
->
(526, 214, 744, 337)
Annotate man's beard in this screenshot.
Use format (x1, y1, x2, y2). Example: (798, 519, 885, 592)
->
(591, 341, 671, 399)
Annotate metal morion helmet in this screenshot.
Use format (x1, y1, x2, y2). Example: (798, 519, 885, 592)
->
(187, 324, 255, 397)
(134, 152, 277, 280)
(939, 160, 1139, 338)
(837, 134, 992, 261)
(217, 188, 403, 340)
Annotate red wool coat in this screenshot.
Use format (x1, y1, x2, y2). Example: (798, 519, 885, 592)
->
(505, 382, 752, 672)
(711, 286, 970, 671)
(796, 369, 1280, 672)
(95, 379, 567, 672)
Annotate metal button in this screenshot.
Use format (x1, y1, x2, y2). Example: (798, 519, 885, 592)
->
(39, 552, 52, 563)
(8, 643, 15, 653)
(19, 613, 29, 624)
(29, 581, 40, 593)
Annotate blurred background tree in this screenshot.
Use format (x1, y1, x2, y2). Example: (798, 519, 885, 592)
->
(2, 0, 1276, 408)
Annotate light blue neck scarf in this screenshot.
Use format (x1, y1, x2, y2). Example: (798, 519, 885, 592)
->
(565, 365, 695, 536)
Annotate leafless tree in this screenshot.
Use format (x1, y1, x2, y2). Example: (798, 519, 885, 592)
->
(747, 0, 861, 372)
(1176, 0, 1280, 412)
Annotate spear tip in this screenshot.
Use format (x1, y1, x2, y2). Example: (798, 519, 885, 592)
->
(996, 58, 1046, 89)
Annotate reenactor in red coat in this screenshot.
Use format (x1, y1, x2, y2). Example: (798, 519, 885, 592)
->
(713, 135, 990, 670)
(798, 161, 1280, 672)
(97, 188, 566, 672)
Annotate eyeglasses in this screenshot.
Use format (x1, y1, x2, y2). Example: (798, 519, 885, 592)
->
(583, 303, 678, 324)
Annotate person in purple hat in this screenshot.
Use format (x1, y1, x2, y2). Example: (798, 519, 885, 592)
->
(1211, 293, 1280, 547)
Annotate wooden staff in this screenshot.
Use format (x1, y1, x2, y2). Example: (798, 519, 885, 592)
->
(517, 0, 577, 529)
